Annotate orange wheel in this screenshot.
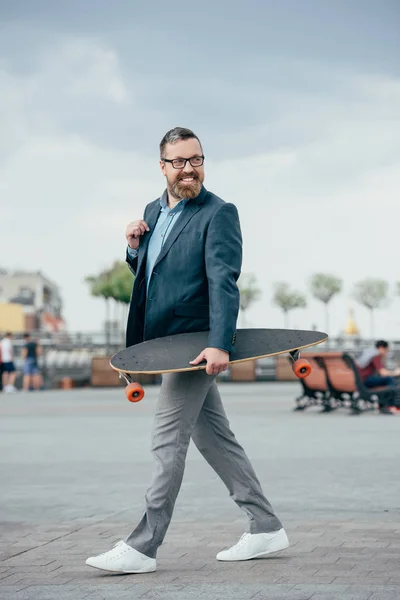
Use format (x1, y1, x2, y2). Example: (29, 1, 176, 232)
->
(292, 359, 312, 379)
(125, 382, 145, 402)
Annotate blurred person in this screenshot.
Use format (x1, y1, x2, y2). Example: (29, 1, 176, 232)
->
(85, 127, 289, 574)
(0, 332, 17, 392)
(22, 333, 42, 391)
(357, 340, 400, 413)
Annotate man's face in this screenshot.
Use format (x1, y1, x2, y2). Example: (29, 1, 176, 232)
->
(160, 138, 205, 200)
(378, 346, 389, 357)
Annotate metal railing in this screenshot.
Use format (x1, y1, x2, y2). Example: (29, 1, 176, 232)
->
(3, 331, 400, 390)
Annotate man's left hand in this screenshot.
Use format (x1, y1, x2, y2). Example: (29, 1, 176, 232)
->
(189, 347, 229, 376)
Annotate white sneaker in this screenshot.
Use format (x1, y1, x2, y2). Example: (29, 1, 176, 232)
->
(85, 540, 156, 573)
(216, 528, 289, 561)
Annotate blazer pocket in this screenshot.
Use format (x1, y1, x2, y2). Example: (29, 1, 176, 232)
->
(174, 303, 209, 318)
(179, 231, 203, 239)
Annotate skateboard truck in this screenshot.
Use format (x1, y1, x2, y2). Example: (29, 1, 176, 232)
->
(119, 372, 145, 403)
(289, 350, 311, 378)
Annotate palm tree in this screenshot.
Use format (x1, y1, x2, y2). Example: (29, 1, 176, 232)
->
(237, 273, 262, 327)
(309, 273, 342, 333)
(353, 278, 389, 339)
(273, 282, 307, 328)
(109, 260, 135, 337)
(85, 268, 115, 349)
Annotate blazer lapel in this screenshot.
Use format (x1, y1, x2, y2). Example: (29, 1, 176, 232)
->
(153, 201, 202, 270)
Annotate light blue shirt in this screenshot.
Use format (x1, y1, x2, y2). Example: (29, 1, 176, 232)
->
(127, 192, 189, 291)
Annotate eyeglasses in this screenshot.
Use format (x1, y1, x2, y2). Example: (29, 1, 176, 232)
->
(162, 155, 205, 169)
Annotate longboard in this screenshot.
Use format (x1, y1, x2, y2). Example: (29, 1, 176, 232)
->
(110, 328, 328, 402)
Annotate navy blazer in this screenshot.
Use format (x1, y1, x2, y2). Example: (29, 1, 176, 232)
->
(125, 185, 242, 354)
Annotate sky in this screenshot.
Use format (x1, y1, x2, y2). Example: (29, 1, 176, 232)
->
(1, 0, 400, 339)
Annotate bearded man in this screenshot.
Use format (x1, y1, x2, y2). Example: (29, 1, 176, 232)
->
(86, 127, 289, 574)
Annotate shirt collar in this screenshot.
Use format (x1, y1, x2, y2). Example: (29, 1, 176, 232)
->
(159, 190, 190, 213)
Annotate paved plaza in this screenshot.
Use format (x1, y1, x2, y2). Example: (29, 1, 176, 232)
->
(1, 382, 399, 600)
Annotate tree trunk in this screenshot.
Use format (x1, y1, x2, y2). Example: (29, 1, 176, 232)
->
(324, 302, 329, 334)
(284, 309, 289, 328)
(121, 303, 129, 344)
(113, 299, 119, 329)
(105, 298, 110, 352)
(370, 308, 374, 340)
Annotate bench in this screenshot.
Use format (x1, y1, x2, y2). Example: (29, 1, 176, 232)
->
(314, 353, 357, 412)
(341, 353, 396, 414)
(315, 353, 396, 415)
(290, 352, 398, 415)
(292, 354, 330, 411)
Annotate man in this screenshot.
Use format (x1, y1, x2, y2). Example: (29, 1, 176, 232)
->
(0, 332, 17, 393)
(357, 340, 400, 412)
(86, 127, 289, 574)
(22, 333, 42, 391)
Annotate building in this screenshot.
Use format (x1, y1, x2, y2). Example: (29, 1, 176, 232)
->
(0, 270, 66, 333)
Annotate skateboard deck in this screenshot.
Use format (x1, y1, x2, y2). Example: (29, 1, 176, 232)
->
(110, 328, 327, 402)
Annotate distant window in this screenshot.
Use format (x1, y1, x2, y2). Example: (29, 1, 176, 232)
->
(19, 287, 33, 298)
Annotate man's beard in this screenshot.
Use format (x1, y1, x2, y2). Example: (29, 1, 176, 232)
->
(168, 172, 203, 200)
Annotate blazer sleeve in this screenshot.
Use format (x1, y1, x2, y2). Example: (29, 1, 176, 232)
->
(126, 246, 138, 276)
(205, 202, 242, 353)
(125, 205, 149, 275)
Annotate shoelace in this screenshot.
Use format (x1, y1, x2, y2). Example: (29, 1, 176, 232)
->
(228, 533, 251, 552)
(98, 540, 125, 557)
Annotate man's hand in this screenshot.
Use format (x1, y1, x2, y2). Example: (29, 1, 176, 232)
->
(189, 347, 229, 376)
(126, 220, 150, 250)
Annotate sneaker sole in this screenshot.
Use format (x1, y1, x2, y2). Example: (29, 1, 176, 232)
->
(217, 543, 289, 562)
(85, 561, 156, 574)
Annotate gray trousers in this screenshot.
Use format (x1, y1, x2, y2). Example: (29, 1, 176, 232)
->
(126, 370, 282, 558)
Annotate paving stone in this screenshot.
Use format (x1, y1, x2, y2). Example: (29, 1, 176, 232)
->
(0, 384, 399, 600)
(310, 594, 373, 600)
(369, 593, 400, 600)
(141, 584, 263, 598)
(0, 590, 33, 600)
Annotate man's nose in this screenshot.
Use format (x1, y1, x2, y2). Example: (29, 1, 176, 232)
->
(183, 160, 193, 172)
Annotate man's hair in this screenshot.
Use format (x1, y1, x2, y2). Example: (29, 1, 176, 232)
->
(375, 340, 389, 349)
(159, 127, 202, 158)
(6, 332, 11, 337)
(24, 333, 31, 339)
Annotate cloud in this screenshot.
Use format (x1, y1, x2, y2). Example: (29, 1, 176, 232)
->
(1, 34, 400, 339)
(206, 70, 400, 336)
(0, 37, 130, 161)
